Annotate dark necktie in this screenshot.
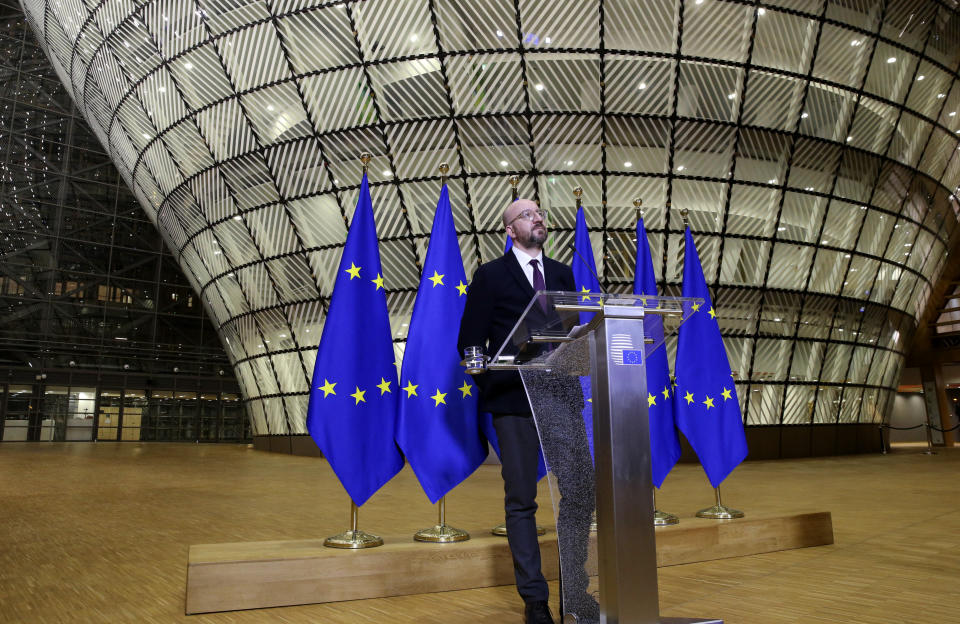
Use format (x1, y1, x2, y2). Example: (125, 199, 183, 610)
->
(530, 259, 547, 312)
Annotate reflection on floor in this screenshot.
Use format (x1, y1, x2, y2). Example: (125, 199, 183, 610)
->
(1, 442, 957, 623)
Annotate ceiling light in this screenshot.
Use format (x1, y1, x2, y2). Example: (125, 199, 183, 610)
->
(158, 86, 166, 93)
(382, 169, 392, 176)
(801, 112, 809, 119)
(566, 160, 574, 166)
(886, 57, 896, 63)
(727, 93, 735, 99)
(142, 133, 150, 139)
(544, 37, 552, 44)
(950, 112, 957, 117)
(409, 34, 418, 42)
(937, 93, 946, 99)
(916, 75, 924, 81)
(500, 160, 508, 167)
(777, 226, 786, 231)
(534, 83, 544, 91)
(850, 40, 862, 47)
(233, 215, 242, 221)
(768, 178, 777, 184)
(846, 136, 853, 142)
(267, 105, 274, 111)
(624, 161, 633, 168)
(676, 165, 685, 171)
(495, 29, 504, 38)
(638, 82, 647, 90)
(757, 7, 765, 15)
(184, 62, 193, 69)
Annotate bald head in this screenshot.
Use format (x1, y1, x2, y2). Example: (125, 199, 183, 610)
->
(502, 199, 539, 228)
(503, 198, 547, 254)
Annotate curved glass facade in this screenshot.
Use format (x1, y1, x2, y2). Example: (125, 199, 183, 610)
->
(20, 0, 960, 435)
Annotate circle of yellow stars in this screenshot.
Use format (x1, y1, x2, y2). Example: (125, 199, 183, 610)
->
(319, 261, 472, 407)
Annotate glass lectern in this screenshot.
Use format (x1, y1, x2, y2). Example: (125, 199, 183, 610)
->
(482, 291, 721, 624)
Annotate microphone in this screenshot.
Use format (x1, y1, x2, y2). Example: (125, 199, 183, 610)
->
(567, 242, 607, 294)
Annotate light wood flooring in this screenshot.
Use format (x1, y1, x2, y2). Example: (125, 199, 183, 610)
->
(1, 442, 958, 623)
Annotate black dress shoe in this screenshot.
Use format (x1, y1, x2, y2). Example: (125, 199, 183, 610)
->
(523, 600, 556, 624)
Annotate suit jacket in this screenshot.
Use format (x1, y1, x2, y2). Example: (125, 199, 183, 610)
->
(457, 251, 576, 414)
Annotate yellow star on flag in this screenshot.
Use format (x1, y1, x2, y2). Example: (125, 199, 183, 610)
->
(350, 386, 366, 404)
(703, 396, 715, 409)
(318, 379, 336, 397)
(647, 393, 657, 407)
(402, 381, 418, 398)
(638, 293, 649, 305)
(708, 307, 717, 319)
(429, 271, 444, 287)
(376, 378, 392, 395)
(345, 262, 361, 280)
(371, 273, 385, 290)
(684, 391, 694, 405)
(721, 387, 732, 401)
(456, 280, 468, 296)
(431, 389, 447, 406)
(587, 398, 592, 403)
(458, 381, 473, 398)
(662, 386, 670, 400)
(580, 285, 593, 301)
(691, 302, 701, 312)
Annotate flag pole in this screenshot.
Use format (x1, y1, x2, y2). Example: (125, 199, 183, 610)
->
(679, 206, 745, 521)
(321, 151, 386, 549)
(410, 163, 473, 545)
(491, 172, 544, 538)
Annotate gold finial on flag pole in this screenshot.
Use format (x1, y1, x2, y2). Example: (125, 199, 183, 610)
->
(324, 500, 385, 548)
(634, 197, 643, 218)
(573, 185, 583, 210)
(509, 175, 520, 201)
(439, 162, 449, 185)
(414, 496, 470, 543)
(679, 204, 689, 229)
(360, 151, 372, 173)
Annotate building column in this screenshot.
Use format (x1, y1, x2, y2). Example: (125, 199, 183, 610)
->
(919, 364, 955, 447)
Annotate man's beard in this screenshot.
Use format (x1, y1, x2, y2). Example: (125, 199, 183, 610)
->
(520, 225, 548, 248)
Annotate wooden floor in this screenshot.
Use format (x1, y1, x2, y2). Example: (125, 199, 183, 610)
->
(1, 443, 958, 624)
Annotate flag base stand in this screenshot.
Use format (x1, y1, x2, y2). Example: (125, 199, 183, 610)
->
(414, 497, 470, 543)
(324, 501, 384, 549)
(414, 524, 470, 543)
(324, 529, 384, 549)
(653, 487, 679, 525)
(654, 510, 680, 526)
(695, 487, 744, 520)
(492, 523, 547, 537)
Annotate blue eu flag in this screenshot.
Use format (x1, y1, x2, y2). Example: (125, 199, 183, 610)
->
(573, 206, 601, 456)
(634, 217, 681, 488)
(396, 185, 488, 502)
(675, 228, 748, 487)
(306, 173, 404, 506)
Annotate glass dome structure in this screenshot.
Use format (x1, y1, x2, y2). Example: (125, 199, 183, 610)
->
(20, 0, 960, 436)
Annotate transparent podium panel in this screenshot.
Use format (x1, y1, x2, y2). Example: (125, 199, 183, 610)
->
(490, 292, 701, 624)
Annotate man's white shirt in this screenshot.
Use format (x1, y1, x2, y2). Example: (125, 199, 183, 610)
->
(511, 245, 545, 289)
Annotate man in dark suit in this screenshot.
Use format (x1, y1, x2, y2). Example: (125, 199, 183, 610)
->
(458, 199, 593, 624)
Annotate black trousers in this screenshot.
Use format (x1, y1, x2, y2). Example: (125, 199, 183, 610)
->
(493, 413, 548, 603)
(493, 410, 595, 608)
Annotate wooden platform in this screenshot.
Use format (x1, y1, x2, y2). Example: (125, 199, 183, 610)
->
(186, 511, 833, 614)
